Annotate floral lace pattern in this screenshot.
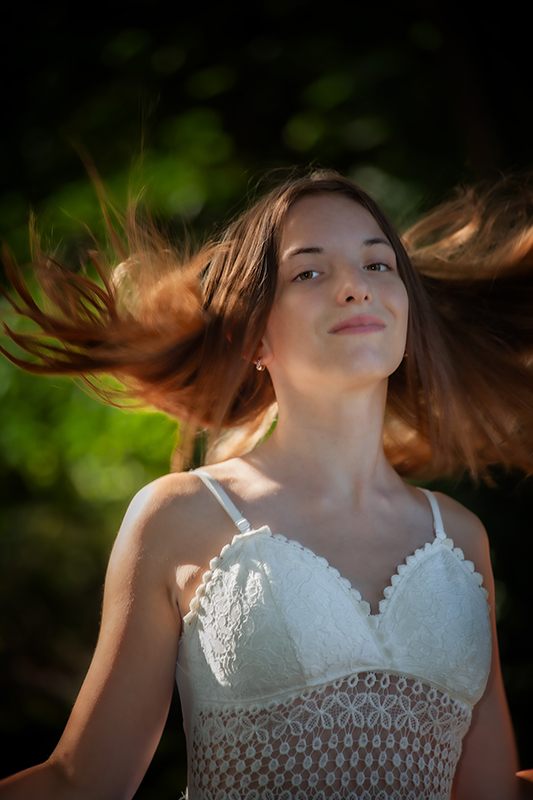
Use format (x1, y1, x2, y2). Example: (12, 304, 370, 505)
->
(189, 672, 471, 799)
(179, 529, 491, 708)
(176, 479, 492, 800)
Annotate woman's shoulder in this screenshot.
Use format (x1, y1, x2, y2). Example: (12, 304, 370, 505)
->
(430, 490, 493, 582)
(125, 470, 212, 531)
(115, 469, 241, 573)
(430, 490, 485, 532)
(107, 469, 242, 616)
(121, 470, 233, 544)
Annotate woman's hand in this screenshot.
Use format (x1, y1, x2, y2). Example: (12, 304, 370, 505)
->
(517, 770, 533, 797)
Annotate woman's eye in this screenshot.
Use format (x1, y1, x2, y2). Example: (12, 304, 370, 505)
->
(364, 263, 389, 272)
(294, 270, 320, 282)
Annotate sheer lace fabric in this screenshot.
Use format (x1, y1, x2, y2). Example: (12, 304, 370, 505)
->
(189, 672, 471, 799)
(177, 476, 492, 799)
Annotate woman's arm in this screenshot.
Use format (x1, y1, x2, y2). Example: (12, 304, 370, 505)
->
(450, 620, 522, 799)
(452, 651, 533, 799)
(0, 476, 194, 800)
(438, 495, 530, 800)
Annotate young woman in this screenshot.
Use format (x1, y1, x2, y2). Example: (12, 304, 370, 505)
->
(1, 171, 533, 799)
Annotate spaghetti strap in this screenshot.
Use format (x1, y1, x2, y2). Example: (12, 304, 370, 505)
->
(191, 469, 252, 533)
(417, 487, 446, 538)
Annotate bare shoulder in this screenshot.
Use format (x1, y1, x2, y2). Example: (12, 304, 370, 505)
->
(116, 470, 236, 560)
(431, 491, 486, 535)
(119, 471, 212, 541)
(108, 470, 239, 615)
(431, 491, 493, 582)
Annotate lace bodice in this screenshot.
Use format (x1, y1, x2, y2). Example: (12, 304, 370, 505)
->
(176, 471, 492, 799)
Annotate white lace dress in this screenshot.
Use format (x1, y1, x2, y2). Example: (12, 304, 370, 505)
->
(176, 471, 492, 799)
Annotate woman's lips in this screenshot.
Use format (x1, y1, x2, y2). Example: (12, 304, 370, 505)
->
(329, 314, 386, 334)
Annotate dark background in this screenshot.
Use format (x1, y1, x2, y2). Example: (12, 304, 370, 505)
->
(1, 1, 533, 795)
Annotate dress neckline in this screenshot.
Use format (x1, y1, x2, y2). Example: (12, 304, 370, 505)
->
(186, 470, 476, 624)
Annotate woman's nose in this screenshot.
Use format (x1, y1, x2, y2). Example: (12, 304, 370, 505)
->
(335, 267, 372, 305)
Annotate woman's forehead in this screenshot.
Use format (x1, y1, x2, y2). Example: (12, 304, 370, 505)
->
(280, 193, 390, 250)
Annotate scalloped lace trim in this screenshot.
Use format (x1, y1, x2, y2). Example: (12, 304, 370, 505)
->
(188, 671, 470, 799)
(183, 525, 488, 627)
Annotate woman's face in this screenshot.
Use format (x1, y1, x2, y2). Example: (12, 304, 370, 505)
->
(260, 193, 409, 394)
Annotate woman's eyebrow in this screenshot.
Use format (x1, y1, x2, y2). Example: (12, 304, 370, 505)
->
(286, 238, 393, 259)
(286, 246, 323, 258)
(364, 237, 394, 249)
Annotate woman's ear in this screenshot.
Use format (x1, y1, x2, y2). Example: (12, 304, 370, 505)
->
(239, 335, 273, 369)
(254, 339, 273, 369)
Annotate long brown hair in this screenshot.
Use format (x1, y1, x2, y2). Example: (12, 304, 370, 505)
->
(2, 170, 533, 479)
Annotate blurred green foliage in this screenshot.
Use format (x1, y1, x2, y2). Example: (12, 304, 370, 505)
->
(0, 357, 183, 790)
(2, 0, 533, 794)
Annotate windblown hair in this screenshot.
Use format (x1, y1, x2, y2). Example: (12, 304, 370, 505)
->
(2, 170, 533, 479)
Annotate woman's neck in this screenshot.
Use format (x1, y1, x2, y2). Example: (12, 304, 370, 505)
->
(247, 379, 401, 506)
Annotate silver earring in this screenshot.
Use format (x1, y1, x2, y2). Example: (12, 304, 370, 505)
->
(256, 358, 265, 371)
